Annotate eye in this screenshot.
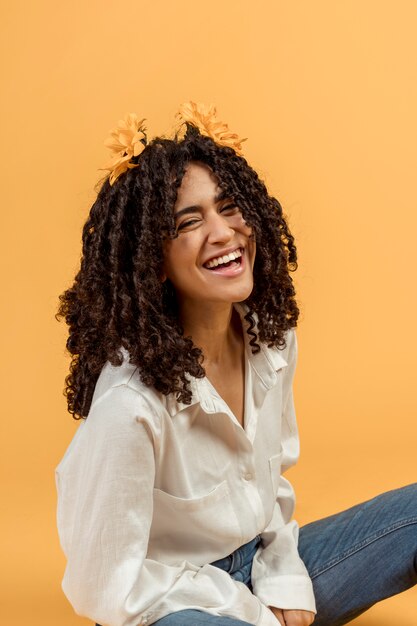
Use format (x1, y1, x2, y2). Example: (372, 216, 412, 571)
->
(220, 204, 240, 214)
(176, 218, 201, 232)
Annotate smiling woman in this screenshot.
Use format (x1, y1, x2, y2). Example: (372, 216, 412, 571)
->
(161, 162, 258, 428)
(56, 104, 298, 410)
(55, 103, 417, 626)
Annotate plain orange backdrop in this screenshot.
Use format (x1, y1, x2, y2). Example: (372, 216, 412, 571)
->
(1, 1, 416, 625)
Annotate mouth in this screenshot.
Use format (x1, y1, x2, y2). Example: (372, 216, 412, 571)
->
(202, 247, 244, 275)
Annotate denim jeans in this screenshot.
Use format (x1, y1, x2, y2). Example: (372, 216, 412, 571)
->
(96, 483, 417, 626)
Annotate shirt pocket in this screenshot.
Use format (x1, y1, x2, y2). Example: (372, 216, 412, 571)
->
(149, 480, 242, 565)
(153, 479, 230, 511)
(268, 450, 283, 496)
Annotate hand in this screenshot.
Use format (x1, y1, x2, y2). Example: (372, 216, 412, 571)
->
(269, 606, 315, 626)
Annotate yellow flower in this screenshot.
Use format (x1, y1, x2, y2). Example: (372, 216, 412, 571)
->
(100, 113, 147, 185)
(175, 101, 247, 154)
(99, 104, 246, 185)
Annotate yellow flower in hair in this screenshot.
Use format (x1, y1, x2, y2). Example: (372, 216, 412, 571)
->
(176, 101, 247, 154)
(100, 113, 147, 185)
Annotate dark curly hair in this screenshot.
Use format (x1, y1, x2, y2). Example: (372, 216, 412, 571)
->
(56, 124, 299, 419)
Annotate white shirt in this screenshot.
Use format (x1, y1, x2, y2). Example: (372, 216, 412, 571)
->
(55, 304, 316, 626)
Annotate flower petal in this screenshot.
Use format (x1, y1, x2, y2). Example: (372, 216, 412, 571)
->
(175, 101, 245, 154)
(133, 140, 145, 157)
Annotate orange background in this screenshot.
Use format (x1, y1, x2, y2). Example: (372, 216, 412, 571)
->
(1, 1, 416, 625)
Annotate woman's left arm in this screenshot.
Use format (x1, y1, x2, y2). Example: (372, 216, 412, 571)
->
(251, 330, 317, 618)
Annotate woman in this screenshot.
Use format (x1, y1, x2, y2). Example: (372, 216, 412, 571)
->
(56, 103, 417, 626)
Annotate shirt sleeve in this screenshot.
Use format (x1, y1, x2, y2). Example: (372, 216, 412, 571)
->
(251, 330, 317, 613)
(55, 384, 279, 626)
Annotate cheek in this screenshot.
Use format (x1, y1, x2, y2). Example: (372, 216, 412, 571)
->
(237, 214, 253, 237)
(162, 238, 198, 280)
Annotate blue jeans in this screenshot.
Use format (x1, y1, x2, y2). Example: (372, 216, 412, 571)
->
(96, 483, 417, 625)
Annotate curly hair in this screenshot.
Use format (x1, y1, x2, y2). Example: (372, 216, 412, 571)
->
(56, 124, 299, 419)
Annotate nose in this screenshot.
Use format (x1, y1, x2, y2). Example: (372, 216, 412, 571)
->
(206, 211, 235, 244)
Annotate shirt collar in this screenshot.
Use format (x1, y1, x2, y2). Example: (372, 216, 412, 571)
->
(163, 376, 207, 416)
(236, 302, 288, 389)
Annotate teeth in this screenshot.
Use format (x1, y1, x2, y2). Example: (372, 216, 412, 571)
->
(205, 248, 242, 268)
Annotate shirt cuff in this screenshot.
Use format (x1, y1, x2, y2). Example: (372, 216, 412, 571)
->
(254, 574, 317, 614)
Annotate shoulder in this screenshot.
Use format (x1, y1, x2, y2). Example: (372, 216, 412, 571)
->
(280, 327, 297, 360)
(262, 327, 297, 372)
(56, 350, 164, 477)
(88, 347, 167, 425)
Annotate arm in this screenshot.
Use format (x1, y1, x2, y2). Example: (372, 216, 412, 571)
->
(56, 384, 277, 626)
(251, 330, 317, 615)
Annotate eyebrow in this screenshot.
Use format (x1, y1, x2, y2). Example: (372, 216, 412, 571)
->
(174, 190, 230, 220)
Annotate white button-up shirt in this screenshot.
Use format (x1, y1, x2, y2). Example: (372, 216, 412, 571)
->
(55, 304, 316, 626)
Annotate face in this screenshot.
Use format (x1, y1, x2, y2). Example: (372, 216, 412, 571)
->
(162, 161, 256, 309)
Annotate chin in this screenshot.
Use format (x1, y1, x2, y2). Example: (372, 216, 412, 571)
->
(219, 284, 254, 304)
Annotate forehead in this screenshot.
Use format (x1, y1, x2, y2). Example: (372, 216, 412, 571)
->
(175, 162, 221, 204)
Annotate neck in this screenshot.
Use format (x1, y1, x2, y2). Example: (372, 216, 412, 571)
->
(179, 300, 243, 366)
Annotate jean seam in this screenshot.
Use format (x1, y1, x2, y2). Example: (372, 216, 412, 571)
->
(309, 516, 417, 579)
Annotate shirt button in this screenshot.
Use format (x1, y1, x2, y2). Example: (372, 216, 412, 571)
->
(243, 472, 253, 481)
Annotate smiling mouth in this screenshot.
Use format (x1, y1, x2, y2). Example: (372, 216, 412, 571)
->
(203, 248, 243, 270)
